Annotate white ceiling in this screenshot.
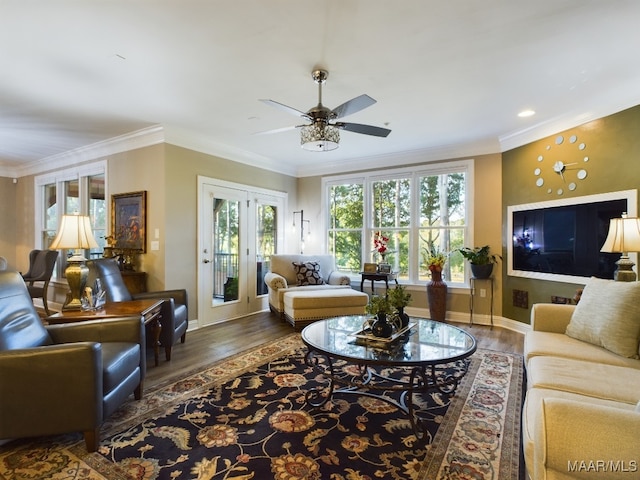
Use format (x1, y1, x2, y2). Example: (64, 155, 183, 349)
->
(2, 0, 640, 178)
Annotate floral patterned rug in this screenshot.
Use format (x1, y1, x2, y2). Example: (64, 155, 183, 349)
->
(0, 333, 524, 480)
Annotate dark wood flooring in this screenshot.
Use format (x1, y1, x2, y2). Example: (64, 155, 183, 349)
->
(145, 312, 524, 390)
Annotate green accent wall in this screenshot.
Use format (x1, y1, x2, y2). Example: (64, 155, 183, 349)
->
(502, 105, 640, 324)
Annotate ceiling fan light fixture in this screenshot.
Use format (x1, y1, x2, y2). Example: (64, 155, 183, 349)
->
(300, 123, 340, 151)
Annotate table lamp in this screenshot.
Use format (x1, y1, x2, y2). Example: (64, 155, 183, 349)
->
(600, 212, 640, 282)
(49, 214, 99, 310)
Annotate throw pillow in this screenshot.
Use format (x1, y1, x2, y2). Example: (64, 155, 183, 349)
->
(565, 277, 640, 358)
(292, 261, 326, 286)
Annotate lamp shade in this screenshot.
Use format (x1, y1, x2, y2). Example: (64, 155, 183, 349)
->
(300, 123, 340, 151)
(600, 214, 640, 254)
(49, 214, 99, 250)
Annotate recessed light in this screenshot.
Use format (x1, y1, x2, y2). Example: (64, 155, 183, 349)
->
(518, 109, 535, 118)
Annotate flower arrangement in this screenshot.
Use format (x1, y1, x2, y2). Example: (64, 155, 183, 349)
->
(423, 245, 448, 272)
(373, 231, 389, 256)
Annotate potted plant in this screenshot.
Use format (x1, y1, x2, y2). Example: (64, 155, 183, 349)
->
(365, 295, 394, 337)
(457, 245, 502, 279)
(388, 285, 411, 328)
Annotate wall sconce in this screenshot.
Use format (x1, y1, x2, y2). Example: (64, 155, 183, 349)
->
(293, 210, 311, 254)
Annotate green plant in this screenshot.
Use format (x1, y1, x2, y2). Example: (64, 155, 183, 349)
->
(388, 285, 411, 308)
(365, 295, 393, 316)
(457, 245, 502, 265)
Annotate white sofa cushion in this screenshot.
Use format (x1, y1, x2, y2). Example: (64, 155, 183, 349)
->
(527, 356, 640, 404)
(524, 331, 640, 369)
(565, 277, 640, 358)
(270, 254, 338, 285)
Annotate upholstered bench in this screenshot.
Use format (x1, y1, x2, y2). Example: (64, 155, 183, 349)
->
(283, 288, 369, 330)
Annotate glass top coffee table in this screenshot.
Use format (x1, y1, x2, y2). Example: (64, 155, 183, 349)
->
(301, 315, 477, 437)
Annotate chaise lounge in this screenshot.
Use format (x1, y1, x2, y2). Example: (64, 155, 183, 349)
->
(264, 254, 368, 329)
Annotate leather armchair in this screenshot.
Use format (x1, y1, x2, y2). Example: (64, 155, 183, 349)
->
(90, 258, 187, 361)
(21, 249, 59, 315)
(0, 270, 145, 452)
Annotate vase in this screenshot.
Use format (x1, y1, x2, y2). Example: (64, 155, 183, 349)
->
(372, 313, 394, 338)
(397, 306, 410, 329)
(427, 269, 447, 322)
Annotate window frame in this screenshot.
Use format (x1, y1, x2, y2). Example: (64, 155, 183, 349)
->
(322, 159, 474, 287)
(34, 160, 107, 278)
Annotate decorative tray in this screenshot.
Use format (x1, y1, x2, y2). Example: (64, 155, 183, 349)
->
(350, 322, 416, 344)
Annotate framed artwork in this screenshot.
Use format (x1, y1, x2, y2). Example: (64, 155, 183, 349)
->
(363, 263, 378, 273)
(111, 191, 147, 252)
(378, 263, 392, 274)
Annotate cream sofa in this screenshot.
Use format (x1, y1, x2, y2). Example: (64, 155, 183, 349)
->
(264, 254, 352, 316)
(523, 277, 640, 480)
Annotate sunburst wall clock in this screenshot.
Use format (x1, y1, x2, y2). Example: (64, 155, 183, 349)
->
(533, 134, 590, 195)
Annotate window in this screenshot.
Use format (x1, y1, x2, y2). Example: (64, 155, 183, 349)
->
(324, 160, 472, 285)
(35, 162, 107, 277)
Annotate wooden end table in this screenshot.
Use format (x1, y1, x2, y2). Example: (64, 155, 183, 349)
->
(47, 299, 164, 367)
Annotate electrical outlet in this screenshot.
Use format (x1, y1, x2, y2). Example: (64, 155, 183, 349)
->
(480, 288, 486, 298)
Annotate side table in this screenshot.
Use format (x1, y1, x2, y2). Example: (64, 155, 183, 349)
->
(47, 299, 164, 366)
(360, 271, 398, 294)
(469, 277, 494, 327)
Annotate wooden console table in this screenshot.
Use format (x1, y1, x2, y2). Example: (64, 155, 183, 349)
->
(47, 299, 164, 367)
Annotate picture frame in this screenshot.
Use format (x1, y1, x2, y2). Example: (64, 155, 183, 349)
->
(111, 191, 147, 252)
(363, 263, 378, 273)
(377, 263, 392, 274)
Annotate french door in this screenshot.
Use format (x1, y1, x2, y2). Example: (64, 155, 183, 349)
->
(197, 177, 285, 326)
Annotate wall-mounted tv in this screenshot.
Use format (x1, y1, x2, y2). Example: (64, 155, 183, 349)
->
(507, 190, 638, 284)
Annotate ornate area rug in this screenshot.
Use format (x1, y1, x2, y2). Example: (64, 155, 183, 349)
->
(0, 333, 524, 480)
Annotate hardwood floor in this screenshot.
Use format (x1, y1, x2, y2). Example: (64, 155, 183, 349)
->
(145, 312, 524, 390)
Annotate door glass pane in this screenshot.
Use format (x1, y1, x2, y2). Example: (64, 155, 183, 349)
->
(213, 197, 240, 303)
(256, 203, 277, 296)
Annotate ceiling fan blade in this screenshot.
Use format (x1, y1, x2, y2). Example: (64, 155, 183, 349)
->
(336, 122, 391, 137)
(331, 94, 377, 119)
(254, 125, 299, 135)
(260, 99, 310, 119)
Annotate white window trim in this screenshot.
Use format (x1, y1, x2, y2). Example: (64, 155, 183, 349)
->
(322, 159, 475, 290)
(34, 160, 107, 280)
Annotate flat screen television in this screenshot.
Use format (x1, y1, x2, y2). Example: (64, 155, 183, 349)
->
(507, 190, 638, 283)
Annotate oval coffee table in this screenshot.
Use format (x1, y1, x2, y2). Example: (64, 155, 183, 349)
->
(301, 315, 477, 437)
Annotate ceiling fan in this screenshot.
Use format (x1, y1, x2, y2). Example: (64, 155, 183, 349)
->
(259, 69, 391, 151)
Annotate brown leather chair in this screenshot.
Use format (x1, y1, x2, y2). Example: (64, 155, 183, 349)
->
(21, 249, 59, 315)
(0, 270, 145, 452)
(90, 258, 187, 361)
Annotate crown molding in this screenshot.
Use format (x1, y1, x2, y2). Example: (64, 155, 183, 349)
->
(12, 125, 166, 178)
(295, 137, 500, 177)
(163, 126, 299, 178)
